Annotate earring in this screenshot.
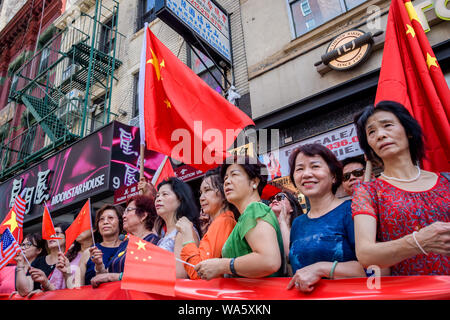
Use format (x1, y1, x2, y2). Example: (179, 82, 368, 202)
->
(253, 184, 257, 189)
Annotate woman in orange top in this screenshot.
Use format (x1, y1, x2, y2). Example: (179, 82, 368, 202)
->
(176, 169, 238, 279)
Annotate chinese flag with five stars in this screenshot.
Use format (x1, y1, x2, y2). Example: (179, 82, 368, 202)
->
(121, 234, 176, 297)
(138, 24, 255, 173)
(65, 199, 92, 253)
(375, 0, 450, 172)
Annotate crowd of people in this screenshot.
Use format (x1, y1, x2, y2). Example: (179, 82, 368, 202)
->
(1, 101, 449, 297)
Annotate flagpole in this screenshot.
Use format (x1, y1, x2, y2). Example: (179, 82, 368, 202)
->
(19, 248, 32, 268)
(138, 23, 148, 185)
(151, 155, 169, 185)
(88, 198, 96, 246)
(175, 257, 195, 268)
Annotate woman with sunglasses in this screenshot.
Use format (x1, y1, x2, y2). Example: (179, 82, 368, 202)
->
(90, 195, 159, 288)
(176, 169, 238, 279)
(341, 156, 367, 197)
(352, 101, 450, 275)
(194, 156, 285, 280)
(269, 190, 302, 274)
(287, 143, 366, 293)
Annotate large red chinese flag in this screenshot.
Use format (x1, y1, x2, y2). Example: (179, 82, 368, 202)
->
(375, 0, 450, 172)
(121, 234, 176, 296)
(65, 200, 92, 253)
(139, 24, 255, 173)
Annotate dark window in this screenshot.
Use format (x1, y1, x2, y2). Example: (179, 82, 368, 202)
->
(99, 17, 116, 54)
(133, 73, 140, 118)
(38, 47, 50, 75)
(90, 95, 106, 132)
(289, 0, 367, 38)
(190, 48, 224, 95)
(137, 0, 156, 31)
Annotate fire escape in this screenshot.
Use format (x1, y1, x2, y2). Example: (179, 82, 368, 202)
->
(0, 0, 122, 181)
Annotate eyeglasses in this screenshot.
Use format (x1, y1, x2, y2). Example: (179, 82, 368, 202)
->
(125, 207, 137, 213)
(270, 193, 286, 203)
(343, 168, 365, 181)
(20, 242, 35, 249)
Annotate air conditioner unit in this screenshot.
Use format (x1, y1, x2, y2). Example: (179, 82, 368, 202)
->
(58, 89, 83, 118)
(128, 115, 139, 127)
(61, 64, 80, 82)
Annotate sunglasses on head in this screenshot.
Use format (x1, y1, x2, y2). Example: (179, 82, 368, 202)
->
(270, 193, 286, 203)
(343, 168, 365, 181)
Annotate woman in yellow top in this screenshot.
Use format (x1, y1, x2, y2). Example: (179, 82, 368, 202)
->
(176, 169, 238, 279)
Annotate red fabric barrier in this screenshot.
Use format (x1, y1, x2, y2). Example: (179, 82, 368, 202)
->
(2, 276, 450, 300)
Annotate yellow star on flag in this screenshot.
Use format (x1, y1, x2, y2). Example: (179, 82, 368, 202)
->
(404, 1, 421, 23)
(406, 24, 415, 38)
(3, 211, 18, 233)
(147, 49, 165, 81)
(426, 53, 438, 69)
(136, 240, 147, 250)
(163, 99, 172, 109)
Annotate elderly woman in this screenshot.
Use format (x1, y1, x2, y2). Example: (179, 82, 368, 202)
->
(194, 156, 284, 280)
(287, 144, 366, 293)
(352, 101, 450, 275)
(176, 169, 237, 279)
(154, 177, 201, 278)
(90, 195, 159, 287)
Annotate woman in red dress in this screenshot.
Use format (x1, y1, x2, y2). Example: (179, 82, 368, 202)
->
(352, 101, 450, 275)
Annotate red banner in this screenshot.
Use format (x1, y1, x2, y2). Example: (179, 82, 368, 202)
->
(3, 276, 450, 300)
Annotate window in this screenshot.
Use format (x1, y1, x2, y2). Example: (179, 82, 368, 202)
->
(99, 17, 116, 54)
(138, 0, 156, 31)
(190, 48, 224, 95)
(38, 47, 50, 75)
(288, 0, 367, 38)
(90, 95, 106, 132)
(133, 73, 140, 118)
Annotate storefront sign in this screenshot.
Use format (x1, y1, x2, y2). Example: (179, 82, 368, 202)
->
(0, 125, 113, 223)
(113, 182, 140, 205)
(155, 0, 231, 67)
(261, 123, 363, 181)
(323, 30, 373, 71)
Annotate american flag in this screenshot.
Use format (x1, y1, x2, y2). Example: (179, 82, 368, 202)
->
(12, 194, 26, 228)
(0, 227, 21, 270)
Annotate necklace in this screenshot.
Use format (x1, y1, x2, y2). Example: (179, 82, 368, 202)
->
(380, 165, 421, 183)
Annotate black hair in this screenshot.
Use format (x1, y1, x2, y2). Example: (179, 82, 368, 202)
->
(220, 155, 268, 196)
(280, 189, 303, 227)
(202, 168, 240, 221)
(354, 101, 425, 165)
(94, 204, 124, 243)
(126, 195, 157, 232)
(341, 155, 366, 169)
(23, 232, 46, 258)
(288, 143, 343, 194)
(156, 177, 202, 238)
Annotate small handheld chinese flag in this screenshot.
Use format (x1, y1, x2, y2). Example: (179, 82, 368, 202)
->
(0, 191, 27, 243)
(65, 199, 92, 253)
(42, 204, 62, 240)
(121, 234, 176, 296)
